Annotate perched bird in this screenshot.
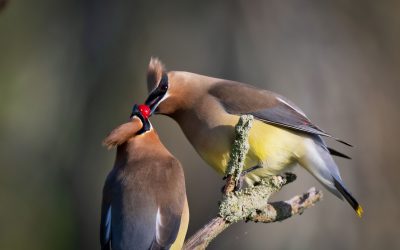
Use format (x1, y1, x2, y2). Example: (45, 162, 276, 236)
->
(100, 104, 189, 250)
(144, 58, 363, 217)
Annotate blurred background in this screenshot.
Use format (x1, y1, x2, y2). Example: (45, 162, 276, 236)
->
(1, 0, 399, 249)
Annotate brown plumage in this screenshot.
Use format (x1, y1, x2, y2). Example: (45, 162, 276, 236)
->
(147, 57, 166, 87)
(102, 119, 143, 149)
(144, 58, 362, 217)
(100, 115, 189, 250)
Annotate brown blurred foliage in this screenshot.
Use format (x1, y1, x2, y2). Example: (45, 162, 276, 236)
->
(0, 0, 399, 249)
(0, 0, 9, 12)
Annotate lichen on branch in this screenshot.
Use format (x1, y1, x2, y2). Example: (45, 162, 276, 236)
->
(219, 175, 293, 223)
(225, 114, 253, 180)
(183, 115, 323, 250)
(223, 115, 253, 193)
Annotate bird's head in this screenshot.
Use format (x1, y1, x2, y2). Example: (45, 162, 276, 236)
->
(103, 104, 152, 149)
(145, 57, 204, 116)
(145, 57, 182, 115)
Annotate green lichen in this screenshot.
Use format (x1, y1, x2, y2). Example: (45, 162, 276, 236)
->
(219, 176, 287, 223)
(225, 115, 254, 182)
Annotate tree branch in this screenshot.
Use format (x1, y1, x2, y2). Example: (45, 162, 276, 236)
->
(183, 115, 323, 250)
(223, 115, 253, 193)
(184, 187, 322, 250)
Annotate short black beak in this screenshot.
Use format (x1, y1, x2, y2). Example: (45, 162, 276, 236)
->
(145, 88, 165, 114)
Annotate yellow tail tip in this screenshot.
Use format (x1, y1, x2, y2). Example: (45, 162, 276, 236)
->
(356, 206, 364, 218)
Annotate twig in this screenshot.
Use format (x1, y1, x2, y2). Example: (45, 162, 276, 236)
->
(250, 187, 322, 223)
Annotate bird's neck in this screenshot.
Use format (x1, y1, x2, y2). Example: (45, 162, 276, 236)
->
(171, 96, 237, 154)
(114, 131, 165, 168)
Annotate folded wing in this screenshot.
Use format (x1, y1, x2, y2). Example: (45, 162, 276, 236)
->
(209, 81, 352, 147)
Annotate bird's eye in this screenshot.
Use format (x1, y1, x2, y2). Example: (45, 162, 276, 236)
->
(159, 82, 168, 91)
(158, 73, 169, 92)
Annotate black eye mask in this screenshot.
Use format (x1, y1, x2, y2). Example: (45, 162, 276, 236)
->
(145, 73, 169, 114)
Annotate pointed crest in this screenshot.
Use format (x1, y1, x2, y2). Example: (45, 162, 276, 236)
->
(147, 57, 166, 92)
(103, 118, 143, 149)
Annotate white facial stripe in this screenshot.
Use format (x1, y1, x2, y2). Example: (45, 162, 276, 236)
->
(151, 92, 170, 113)
(131, 116, 153, 135)
(160, 92, 170, 102)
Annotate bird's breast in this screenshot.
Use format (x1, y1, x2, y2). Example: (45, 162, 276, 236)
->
(185, 114, 305, 178)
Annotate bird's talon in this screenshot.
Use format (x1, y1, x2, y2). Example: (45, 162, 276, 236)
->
(234, 176, 245, 191)
(241, 165, 262, 176)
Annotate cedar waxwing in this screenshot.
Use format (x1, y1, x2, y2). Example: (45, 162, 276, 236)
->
(100, 104, 189, 250)
(144, 58, 363, 217)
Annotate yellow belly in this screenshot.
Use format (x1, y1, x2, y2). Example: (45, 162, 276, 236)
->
(197, 116, 306, 184)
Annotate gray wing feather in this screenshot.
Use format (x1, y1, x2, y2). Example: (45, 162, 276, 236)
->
(150, 206, 182, 250)
(149, 158, 186, 249)
(210, 81, 352, 146)
(100, 173, 114, 250)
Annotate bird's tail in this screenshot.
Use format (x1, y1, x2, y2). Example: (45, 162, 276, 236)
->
(333, 178, 363, 217)
(299, 137, 363, 217)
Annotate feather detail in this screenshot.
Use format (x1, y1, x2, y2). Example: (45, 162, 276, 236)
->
(147, 57, 166, 92)
(327, 147, 352, 159)
(333, 178, 363, 218)
(103, 118, 143, 149)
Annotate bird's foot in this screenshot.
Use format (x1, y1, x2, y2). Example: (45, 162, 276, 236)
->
(234, 165, 263, 191)
(222, 166, 263, 193)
